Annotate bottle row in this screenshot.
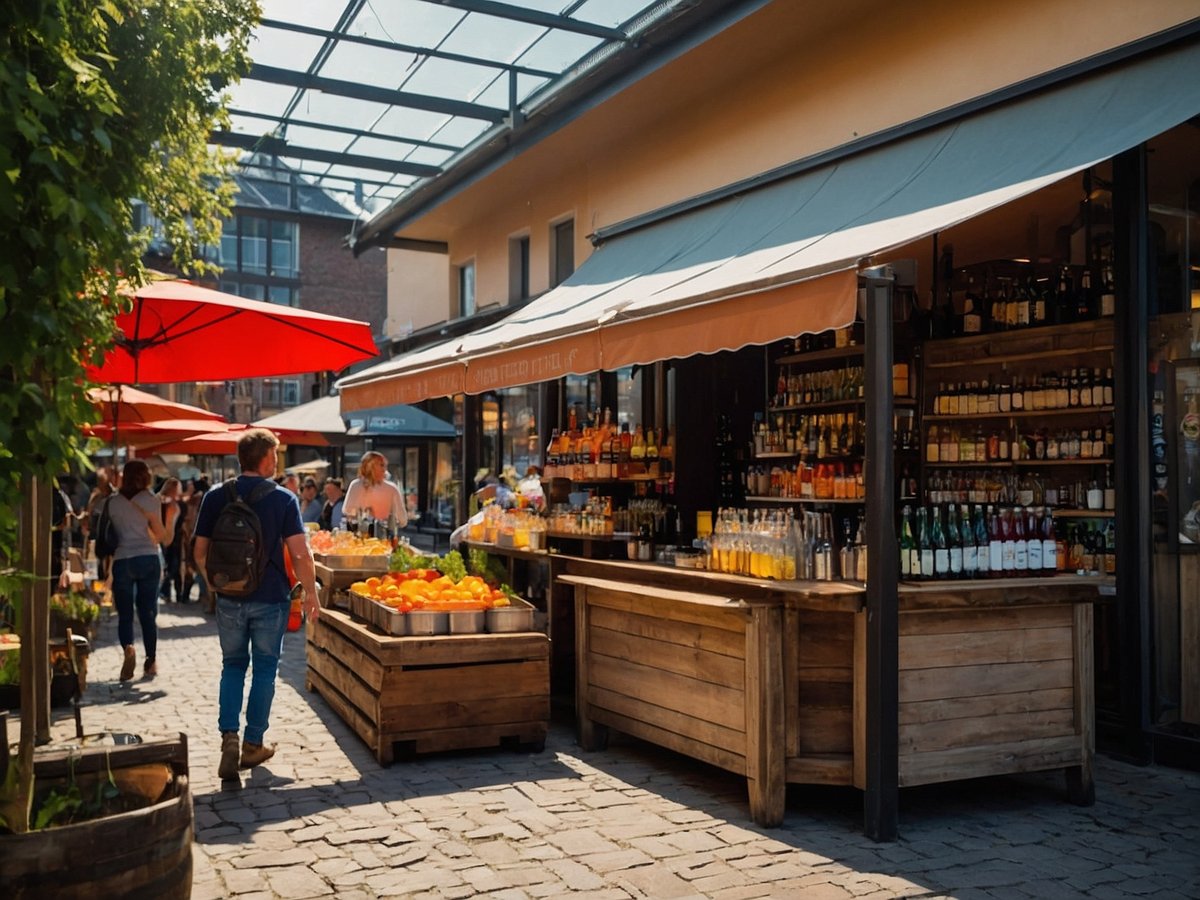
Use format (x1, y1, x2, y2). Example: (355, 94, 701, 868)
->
(772, 363, 865, 408)
(745, 461, 866, 501)
(932, 366, 1113, 416)
(544, 416, 675, 481)
(754, 411, 866, 458)
(899, 504, 1115, 581)
(925, 424, 1113, 464)
(924, 469, 1115, 511)
(703, 508, 867, 582)
(952, 262, 1114, 337)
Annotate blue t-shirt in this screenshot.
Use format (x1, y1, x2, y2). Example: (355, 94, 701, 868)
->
(193, 476, 303, 603)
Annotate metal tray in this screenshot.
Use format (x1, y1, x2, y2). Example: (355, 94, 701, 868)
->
(406, 610, 448, 635)
(486, 596, 536, 633)
(378, 605, 408, 636)
(315, 553, 390, 571)
(448, 609, 486, 634)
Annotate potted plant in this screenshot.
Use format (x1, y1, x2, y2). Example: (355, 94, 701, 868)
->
(48, 591, 99, 642)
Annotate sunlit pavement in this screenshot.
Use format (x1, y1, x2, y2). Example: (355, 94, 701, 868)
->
(16, 602, 1200, 899)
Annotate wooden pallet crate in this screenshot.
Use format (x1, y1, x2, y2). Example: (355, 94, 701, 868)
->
(305, 608, 549, 764)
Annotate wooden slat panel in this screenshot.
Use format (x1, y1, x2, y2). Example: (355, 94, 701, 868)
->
(589, 625, 744, 685)
(798, 680, 854, 709)
(899, 626, 1073, 669)
(307, 666, 379, 751)
(796, 706, 853, 755)
(899, 605, 1071, 636)
(308, 622, 385, 691)
(307, 648, 380, 719)
(588, 706, 747, 775)
(403, 722, 548, 755)
(899, 658, 1073, 702)
(581, 583, 750, 633)
(900, 735, 1083, 786)
(900, 688, 1074, 725)
(1072, 602, 1095, 799)
(588, 654, 746, 731)
(746, 604, 785, 827)
(798, 667, 853, 686)
(900, 708, 1076, 753)
(784, 606, 801, 757)
(318, 609, 410, 667)
(380, 658, 548, 699)
(587, 685, 747, 756)
(796, 610, 855, 668)
(380, 695, 548, 733)
(394, 633, 549, 666)
(590, 604, 745, 658)
(786, 754, 853, 785)
(853, 610, 867, 790)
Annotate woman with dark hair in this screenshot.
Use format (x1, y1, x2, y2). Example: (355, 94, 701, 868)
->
(110, 459, 173, 681)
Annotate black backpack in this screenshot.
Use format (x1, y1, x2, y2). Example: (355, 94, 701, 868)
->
(93, 495, 119, 559)
(204, 479, 275, 597)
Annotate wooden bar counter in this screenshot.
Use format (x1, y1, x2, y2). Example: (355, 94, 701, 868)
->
(560, 557, 1105, 827)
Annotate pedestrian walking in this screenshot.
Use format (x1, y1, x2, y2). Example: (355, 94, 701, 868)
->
(192, 428, 319, 779)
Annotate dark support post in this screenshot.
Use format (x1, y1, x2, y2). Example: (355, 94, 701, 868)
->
(1111, 146, 1152, 760)
(863, 268, 898, 841)
(461, 393, 480, 525)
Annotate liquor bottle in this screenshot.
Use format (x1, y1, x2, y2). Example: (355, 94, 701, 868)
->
(1014, 278, 1031, 328)
(1012, 506, 1029, 574)
(962, 274, 983, 335)
(991, 280, 1008, 332)
(1103, 519, 1117, 575)
(630, 424, 646, 461)
(917, 506, 934, 581)
(960, 504, 977, 578)
(815, 514, 834, 581)
(946, 504, 963, 579)
(999, 507, 1016, 574)
(899, 505, 916, 580)
(974, 504, 990, 577)
(987, 505, 1004, 577)
(1031, 276, 1047, 327)
(1025, 507, 1042, 571)
(1077, 269, 1095, 321)
(854, 513, 868, 582)
(931, 506, 949, 580)
(840, 518, 854, 584)
(1100, 256, 1116, 317)
(645, 427, 659, 461)
(1104, 367, 1114, 407)
(1041, 508, 1057, 572)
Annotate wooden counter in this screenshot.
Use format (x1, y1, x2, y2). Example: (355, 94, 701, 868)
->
(563, 560, 1107, 827)
(306, 608, 549, 763)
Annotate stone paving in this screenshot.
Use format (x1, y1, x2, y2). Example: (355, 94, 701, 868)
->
(14, 602, 1200, 899)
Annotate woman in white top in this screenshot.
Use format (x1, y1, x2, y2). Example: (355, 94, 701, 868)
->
(109, 459, 172, 681)
(343, 451, 407, 527)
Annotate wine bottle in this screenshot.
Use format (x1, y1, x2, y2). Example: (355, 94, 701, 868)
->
(931, 506, 949, 580)
(917, 506, 934, 581)
(1041, 508, 1057, 572)
(1013, 506, 1028, 574)
(987, 505, 1003, 577)
(899, 505, 916, 580)
(946, 504, 963, 579)
(960, 504, 977, 578)
(973, 504, 990, 577)
(1026, 507, 1042, 571)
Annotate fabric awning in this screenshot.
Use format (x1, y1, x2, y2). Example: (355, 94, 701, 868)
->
(339, 37, 1200, 412)
(343, 403, 457, 439)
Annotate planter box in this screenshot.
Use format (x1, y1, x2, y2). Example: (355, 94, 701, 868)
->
(306, 608, 549, 764)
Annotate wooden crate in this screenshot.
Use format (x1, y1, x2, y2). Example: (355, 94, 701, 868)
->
(306, 608, 549, 764)
(566, 575, 785, 827)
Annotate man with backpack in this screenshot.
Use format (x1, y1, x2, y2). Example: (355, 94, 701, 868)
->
(192, 428, 319, 780)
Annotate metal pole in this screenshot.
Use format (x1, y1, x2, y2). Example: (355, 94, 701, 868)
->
(862, 268, 898, 841)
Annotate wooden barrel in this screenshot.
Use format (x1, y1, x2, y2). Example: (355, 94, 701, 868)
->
(0, 773, 193, 899)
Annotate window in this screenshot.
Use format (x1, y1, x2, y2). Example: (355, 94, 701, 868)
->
(552, 219, 574, 287)
(241, 216, 269, 274)
(219, 215, 299, 279)
(458, 261, 476, 318)
(269, 285, 297, 307)
(509, 234, 530, 302)
(262, 378, 301, 407)
(270, 218, 296, 276)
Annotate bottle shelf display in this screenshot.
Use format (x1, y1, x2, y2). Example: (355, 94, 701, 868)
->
(913, 315, 1118, 582)
(542, 406, 674, 484)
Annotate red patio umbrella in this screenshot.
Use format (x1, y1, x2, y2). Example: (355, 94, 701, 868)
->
(87, 385, 224, 425)
(144, 424, 330, 456)
(83, 418, 238, 449)
(84, 279, 378, 384)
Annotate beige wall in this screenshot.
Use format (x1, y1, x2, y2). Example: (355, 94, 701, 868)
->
(385, 247, 450, 338)
(394, 0, 1197, 318)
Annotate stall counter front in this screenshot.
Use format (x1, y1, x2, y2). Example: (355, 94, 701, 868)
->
(560, 557, 1103, 827)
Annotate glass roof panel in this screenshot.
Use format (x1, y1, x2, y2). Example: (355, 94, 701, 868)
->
(216, 0, 686, 219)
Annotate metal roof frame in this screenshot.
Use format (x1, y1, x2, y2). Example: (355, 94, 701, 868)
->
(212, 1, 762, 224)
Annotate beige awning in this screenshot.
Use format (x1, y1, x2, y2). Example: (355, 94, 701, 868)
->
(340, 37, 1200, 412)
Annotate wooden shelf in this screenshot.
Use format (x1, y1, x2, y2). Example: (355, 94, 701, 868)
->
(754, 452, 799, 459)
(925, 345, 1114, 368)
(923, 458, 1112, 468)
(767, 397, 915, 413)
(1013, 458, 1112, 466)
(924, 405, 1113, 421)
(1051, 509, 1115, 518)
(774, 345, 865, 366)
(745, 495, 864, 504)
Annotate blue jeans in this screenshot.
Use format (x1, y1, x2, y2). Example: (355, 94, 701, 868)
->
(112, 554, 162, 662)
(216, 597, 288, 745)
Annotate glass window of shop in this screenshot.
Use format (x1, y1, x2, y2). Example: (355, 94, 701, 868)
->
(563, 373, 600, 433)
(498, 385, 540, 477)
(430, 441, 458, 528)
(1145, 122, 1200, 734)
(615, 366, 642, 431)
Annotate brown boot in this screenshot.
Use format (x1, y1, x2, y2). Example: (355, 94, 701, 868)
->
(239, 741, 276, 770)
(218, 731, 240, 780)
(119, 645, 136, 682)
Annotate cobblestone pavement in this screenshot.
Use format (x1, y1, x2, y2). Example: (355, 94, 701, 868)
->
(16, 602, 1200, 899)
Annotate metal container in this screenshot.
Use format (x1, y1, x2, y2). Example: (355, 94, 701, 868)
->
(486, 598, 536, 633)
(448, 609, 486, 634)
(316, 554, 389, 571)
(379, 605, 408, 636)
(406, 610, 448, 635)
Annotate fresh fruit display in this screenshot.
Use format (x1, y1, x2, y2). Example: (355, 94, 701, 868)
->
(350, 571, 511, 613)
(310, 530, 392, 556)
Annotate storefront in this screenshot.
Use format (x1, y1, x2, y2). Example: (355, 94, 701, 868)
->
(339, 13, 1200, 837)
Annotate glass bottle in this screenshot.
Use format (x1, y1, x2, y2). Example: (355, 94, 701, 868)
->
(1000, 507, 1016, 574)
(931, 505, 949, 580)
(917, 506, 934, 581)
(1041, 508, 1057, 572)
(973, 504, 990, 577)
(946, 504, 963, 579)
